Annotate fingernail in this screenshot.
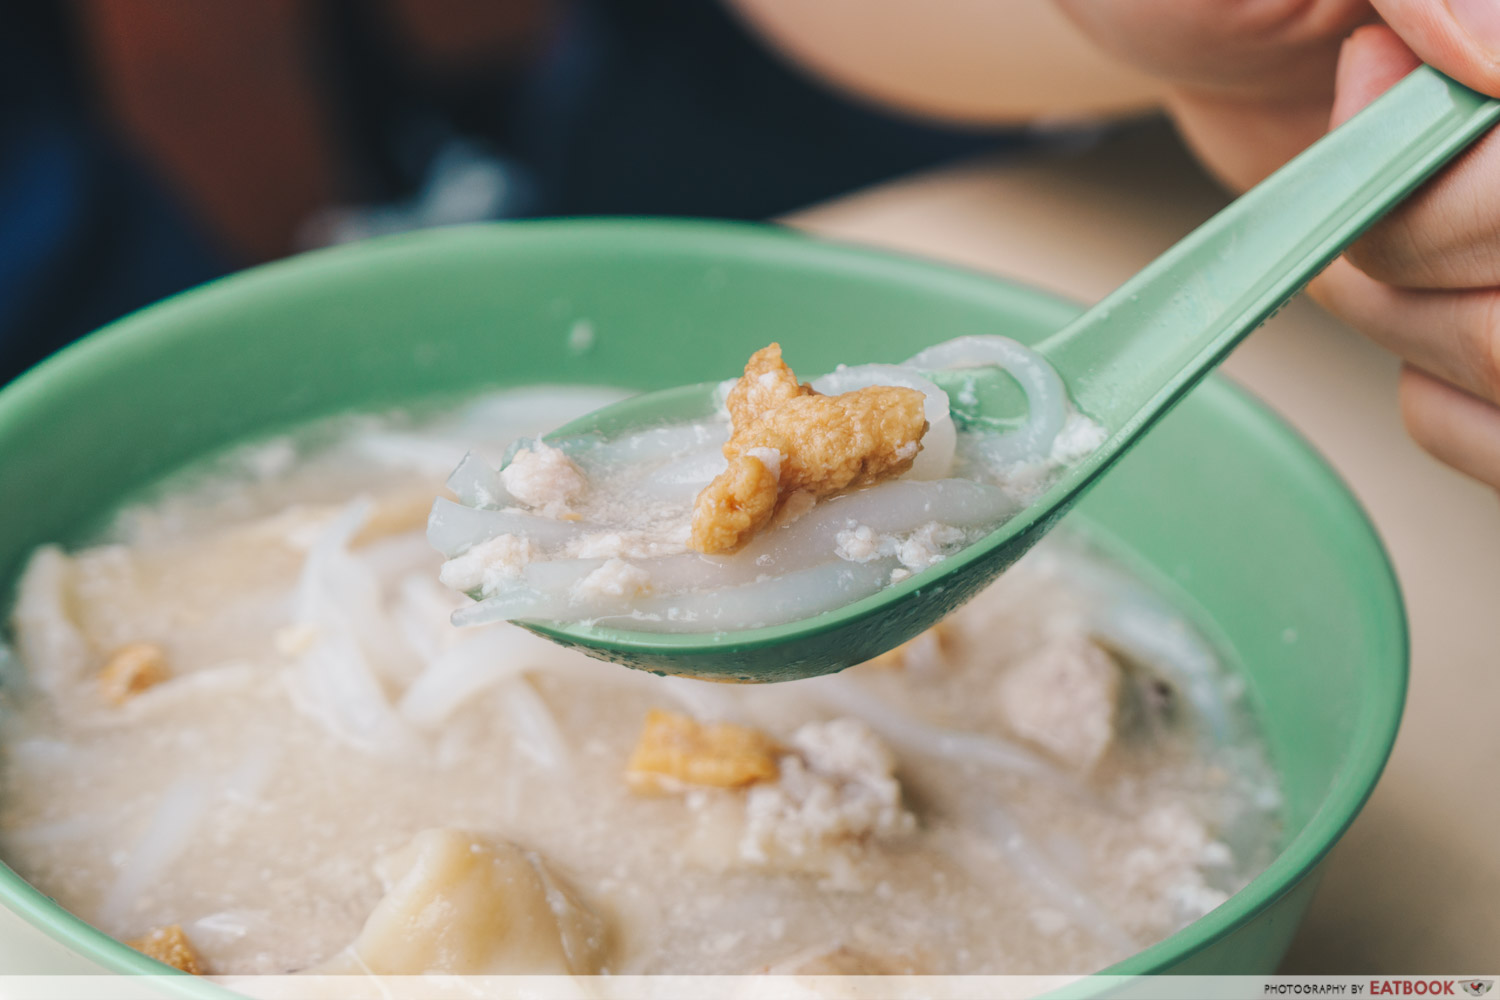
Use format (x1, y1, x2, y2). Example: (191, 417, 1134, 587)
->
(1449, 0, 1500, 56)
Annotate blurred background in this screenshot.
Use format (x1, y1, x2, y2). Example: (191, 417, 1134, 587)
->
(0, 0, 1162, 386)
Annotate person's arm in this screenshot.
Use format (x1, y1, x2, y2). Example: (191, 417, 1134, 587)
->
(725, 0, 1165, 124)
(385, 0, 557, 76)
(75, 0, 340, 262)
(75, 0, 556, 263)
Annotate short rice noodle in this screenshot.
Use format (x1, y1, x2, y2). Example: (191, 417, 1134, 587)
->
(497, 676, 570, 769)
(635, 449, 729, 503)
(428, 498, 593, 557)
(111, 663, 261, 722)
(297, 500, 420, 685)
(445, 451, 508, 508)
(804, 673, 1061, 780)
(397, 637, 519, 729)
(444, 477, 1014, 628)
(97, 773, 214, 927)
(594, 558, 895, 631)
(9, 547, 90, 697)
(517, 480, 1016, 596)
(904, 335, 1069, 466)
(570, 421, 729, 468)
(456, 558, 895, 631)
(286, 501, 423, 756)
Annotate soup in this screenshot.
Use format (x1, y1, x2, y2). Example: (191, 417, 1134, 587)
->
(0, 386, 1278, 976)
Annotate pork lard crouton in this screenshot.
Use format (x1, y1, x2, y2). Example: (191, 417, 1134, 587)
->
(626, 709, 781, 793)
(726, 342, 815, 426)
(998, 635, 1122, 771)
(688, 454, 782, 557)
(691, 344, 928, 553)
(99, 642, 170, 705)
(127, 924, 204, 974)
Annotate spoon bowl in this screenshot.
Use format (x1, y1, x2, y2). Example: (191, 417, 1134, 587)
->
(496, 64, 1499, 680)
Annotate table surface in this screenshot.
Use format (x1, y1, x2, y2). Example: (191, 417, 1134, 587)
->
(793, 121, 1500, 971)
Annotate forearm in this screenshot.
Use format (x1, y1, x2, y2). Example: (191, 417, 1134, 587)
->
(76, 0, 340, 262)
(725, 0, 1166, 125)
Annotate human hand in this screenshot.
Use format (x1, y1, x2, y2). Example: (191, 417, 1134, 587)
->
(1058, 0, 1500, 489)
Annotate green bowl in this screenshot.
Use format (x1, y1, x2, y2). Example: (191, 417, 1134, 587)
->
(0, 219, 1406, 980)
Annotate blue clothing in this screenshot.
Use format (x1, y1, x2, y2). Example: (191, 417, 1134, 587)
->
(0, 8, 226, 382)
(0, 0, 1022, 384)
(512, 0, 1020, 218)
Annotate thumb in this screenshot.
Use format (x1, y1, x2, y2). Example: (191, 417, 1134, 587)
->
(1330, 24, 1423, 127)
(1370, 0, 1500, 96)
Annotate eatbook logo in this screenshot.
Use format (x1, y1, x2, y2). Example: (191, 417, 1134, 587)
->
(1462, 982, 1494, 997)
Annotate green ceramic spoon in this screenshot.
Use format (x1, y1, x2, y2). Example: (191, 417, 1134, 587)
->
(509, 65, 1499, 681)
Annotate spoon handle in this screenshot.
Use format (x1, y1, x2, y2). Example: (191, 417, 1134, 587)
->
(1041, 65, 1500, 429)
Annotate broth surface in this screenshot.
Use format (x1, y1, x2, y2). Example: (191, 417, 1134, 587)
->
(0, 387, 1279, 975)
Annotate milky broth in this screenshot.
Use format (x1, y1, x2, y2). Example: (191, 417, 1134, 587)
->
(0, 387, 1279, 975)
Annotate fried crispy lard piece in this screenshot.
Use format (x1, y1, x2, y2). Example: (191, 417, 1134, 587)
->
(626, 709, 781, 793)
(692, 345, 928, 553)
(724, 343, 814, 425)
(99, 641, 170, 705)
(688, 453, 781, 556)
(127, 924, 204, 974)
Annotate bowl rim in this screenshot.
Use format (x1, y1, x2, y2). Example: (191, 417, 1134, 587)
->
(0, 218, 1408, 981)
